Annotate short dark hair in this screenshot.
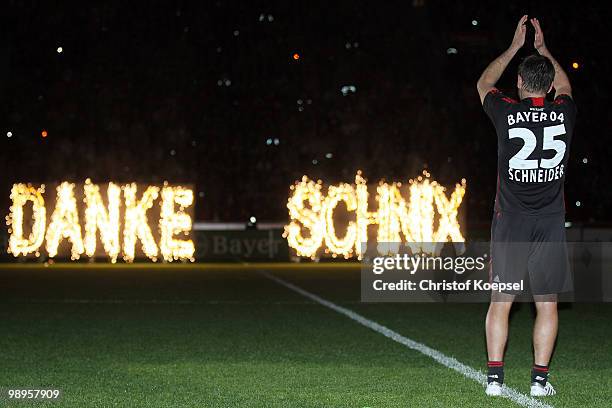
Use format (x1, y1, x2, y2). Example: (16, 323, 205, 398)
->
(518, 54, 555, 94)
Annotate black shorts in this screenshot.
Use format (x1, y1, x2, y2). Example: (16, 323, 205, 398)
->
(490, 211, 572, 296)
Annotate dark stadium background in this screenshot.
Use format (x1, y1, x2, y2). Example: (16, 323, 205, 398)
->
(2, 2, 612, 407)
(2, 0, 610, 225)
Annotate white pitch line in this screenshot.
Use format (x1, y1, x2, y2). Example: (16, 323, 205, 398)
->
(261, 271, 554, 408)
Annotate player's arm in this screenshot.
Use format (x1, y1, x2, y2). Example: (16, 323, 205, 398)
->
(531, 17, 572, 98)
(477, 15, 527, 104)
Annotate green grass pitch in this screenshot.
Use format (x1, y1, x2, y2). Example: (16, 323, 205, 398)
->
(0, 263, 610, 407)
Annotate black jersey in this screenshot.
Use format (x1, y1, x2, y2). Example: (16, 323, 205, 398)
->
(483, 89, 577, 215)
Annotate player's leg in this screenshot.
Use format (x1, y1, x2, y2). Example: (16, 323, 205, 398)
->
(528, 214, 568, 396)
(485, 292, 515, 396)
(533, 297, 558, 366)
(487, 293, 515, 361)
(530, 295, 558, 396)
(486, 212, 527, 396)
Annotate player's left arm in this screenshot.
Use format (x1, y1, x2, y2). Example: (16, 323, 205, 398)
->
(531, 17, 572, 98)
(477, 15, 528, 104)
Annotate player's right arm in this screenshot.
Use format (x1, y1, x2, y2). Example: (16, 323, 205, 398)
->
(476, 15, 527, 104)
(531, 17, 572, 98)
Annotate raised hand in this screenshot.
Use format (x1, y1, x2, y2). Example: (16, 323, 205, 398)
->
(531, 17, 547, 52)
(476, 14, 531, 104)
(510, 15, 528, 51)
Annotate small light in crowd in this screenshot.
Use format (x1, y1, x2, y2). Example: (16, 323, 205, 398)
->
(575, 201, 581, 207)
(224, 79, 231, 86)
(259, 14, 274, 22)
(325, 152, 333, 159)
(57, 46, 63, 53)
(217, 80, 223, 86)
(572, 62, 579, 69)
(293, 53, 300, 60)
(298, 106, 304, 112)
(233, 30, 240, 36)
(170, 149, 176, 156)
(471, 20, 478, 26)
(447, 47, 458, 55)
(198, 191, 204, 198)
(7, 131, 12, 138)
(266, 138, 273, 145)
(345, 42, 352, 49)
(341, 85, 357, 96)
(41, 130, 48, 138)
(312, 159, 318, 165)
(247, 216, 257, 229)
(273, 138, 280, 145)
(297, 99, 303, 105)
(565, 221, 572, 228)
(582, 157, 588, 164)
